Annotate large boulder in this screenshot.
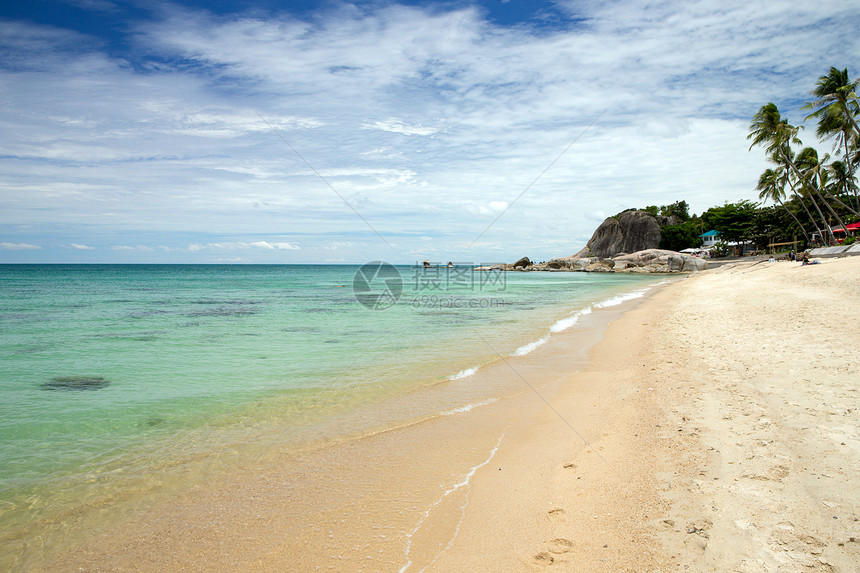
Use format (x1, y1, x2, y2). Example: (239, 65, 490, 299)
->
(578, 210, 677, 259)
(545, 257, 574, 269)
(512, 256, 532, 269)
(585, 260, 615, 272)
(614, 249, 708, 273)
(572, 257, 597, 270)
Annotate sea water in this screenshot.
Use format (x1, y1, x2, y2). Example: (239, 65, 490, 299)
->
(0, 264, 659, 558)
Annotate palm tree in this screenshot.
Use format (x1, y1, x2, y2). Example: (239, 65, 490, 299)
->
(803, 67, 860, 206)
(756, 168, 810, 244)
(805, 67, 860, 143)
(771, 148, 826, 245)
(748, 104, 833, 244)
(828, 160, 859, 211)
(748, 103, 802, 156)
(796, 147, 850, 241)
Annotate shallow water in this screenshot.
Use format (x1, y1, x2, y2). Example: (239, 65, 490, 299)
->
(0, 264, 660, 566)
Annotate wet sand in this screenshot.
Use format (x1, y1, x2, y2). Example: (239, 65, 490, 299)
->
(28, 257, 860, 571)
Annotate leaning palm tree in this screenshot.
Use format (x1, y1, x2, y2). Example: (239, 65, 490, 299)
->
(805, 67, 860, 142)
(756, 168, 810, 243)
(771, 148, 826, 244)
(828, 160, 860, 211)
(803, 67, 860, 205)
(796, 147, 850, 242)
(748, 104, 831, 244)
(748, 103, 801, 156)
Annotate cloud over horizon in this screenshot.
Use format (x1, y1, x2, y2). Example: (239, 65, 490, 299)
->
(1, 0, 857, 263)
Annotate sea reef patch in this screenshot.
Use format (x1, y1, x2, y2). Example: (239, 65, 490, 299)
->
(41, 376, 111, 391)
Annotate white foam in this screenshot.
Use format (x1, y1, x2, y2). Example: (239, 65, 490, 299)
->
(510, 285, 655, 361)
(441, 398, 498, 416)
(399, 434, 505, 572)
(549, 307, 592, 333)
(447, 367, 478, 380)
(512, 335, 548, 356)
(593, 288, 648, 308)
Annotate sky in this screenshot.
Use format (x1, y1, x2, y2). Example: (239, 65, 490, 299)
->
(1, 0, 857, 264)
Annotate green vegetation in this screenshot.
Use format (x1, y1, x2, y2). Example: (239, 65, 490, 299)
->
(747, 67, 859, 246)
(641, 67, 860, 255)
(658, 219, 702, 252)
(643, 200, 691, 221)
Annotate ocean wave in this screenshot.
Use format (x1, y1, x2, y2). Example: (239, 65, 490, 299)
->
(549, 307, 592, 333)
(400, 433, 505, 572)
(593, 288, 649, 308)
(512, 336, 548, 356)
(513, 285, 654, 358)
(448, 366, 479, 380)
(441, 398, 498, 416)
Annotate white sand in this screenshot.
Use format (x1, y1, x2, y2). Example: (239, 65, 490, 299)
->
(434, 256, 860, 571)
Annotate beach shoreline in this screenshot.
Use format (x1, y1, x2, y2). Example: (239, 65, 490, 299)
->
(17, 257, 860, 571)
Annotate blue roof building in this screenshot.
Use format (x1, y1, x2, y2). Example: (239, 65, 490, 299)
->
(700, 230, 720, 247)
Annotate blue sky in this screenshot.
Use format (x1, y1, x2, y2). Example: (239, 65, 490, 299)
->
(1, 0, 857, 263)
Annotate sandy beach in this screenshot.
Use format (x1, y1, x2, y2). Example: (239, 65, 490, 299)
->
(31, 256, 860, 571)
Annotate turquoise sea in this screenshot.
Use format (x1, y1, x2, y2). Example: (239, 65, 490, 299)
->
(0, 264, 660, 562)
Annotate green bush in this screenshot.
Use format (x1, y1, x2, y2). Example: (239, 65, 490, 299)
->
(710, 241, 731, 258)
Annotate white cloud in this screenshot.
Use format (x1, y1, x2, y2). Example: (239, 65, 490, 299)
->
(188, 241, 300, 251)
(249, 240, 301, 250)
(1, 1, 856, 263)
(111, 245, 154, 252)
(363, 119, 440, 136)
(0, 242, 41, 250)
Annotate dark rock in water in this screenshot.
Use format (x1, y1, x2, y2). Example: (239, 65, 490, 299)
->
(41, 376, 111, 391)
(512, 256, 532, 269)
(139, 417, 166, 428)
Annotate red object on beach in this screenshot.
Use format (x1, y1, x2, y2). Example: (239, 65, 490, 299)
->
(831, 222, 860, 233)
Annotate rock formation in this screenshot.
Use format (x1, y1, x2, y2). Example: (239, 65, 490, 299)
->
(481, 249, 707, 274)
(477, 211, 708, 274)
(575, 210, 677, 259)
(512, 256, 532, 269)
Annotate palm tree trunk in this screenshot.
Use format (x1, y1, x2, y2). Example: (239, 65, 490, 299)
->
(806, 190, 836, 244)
(813, 188, 850, 237)
(781, 148, 841, 244)
(794, 189, 825, 245)
(820, 180, 860, 217)
(842, 135, 860, 212)
(782, 151, 825, 244)
(776, 198, 811, 243)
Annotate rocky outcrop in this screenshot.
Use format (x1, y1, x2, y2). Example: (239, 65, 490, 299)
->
(575, 210, 677, 259)
(512, 256, 532, 269)
(614, 249, 707, 273)
(475, 207, 709, 274)
(481, 249, 708, 274)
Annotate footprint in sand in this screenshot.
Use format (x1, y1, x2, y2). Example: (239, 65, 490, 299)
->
(547, 538, 574, 554)
(547, 508, 566, 523)
(533, 551, 554, 566)
(769, 465, 790, 480)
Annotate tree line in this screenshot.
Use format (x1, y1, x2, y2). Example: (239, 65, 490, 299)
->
(652, 67, 859, 254)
